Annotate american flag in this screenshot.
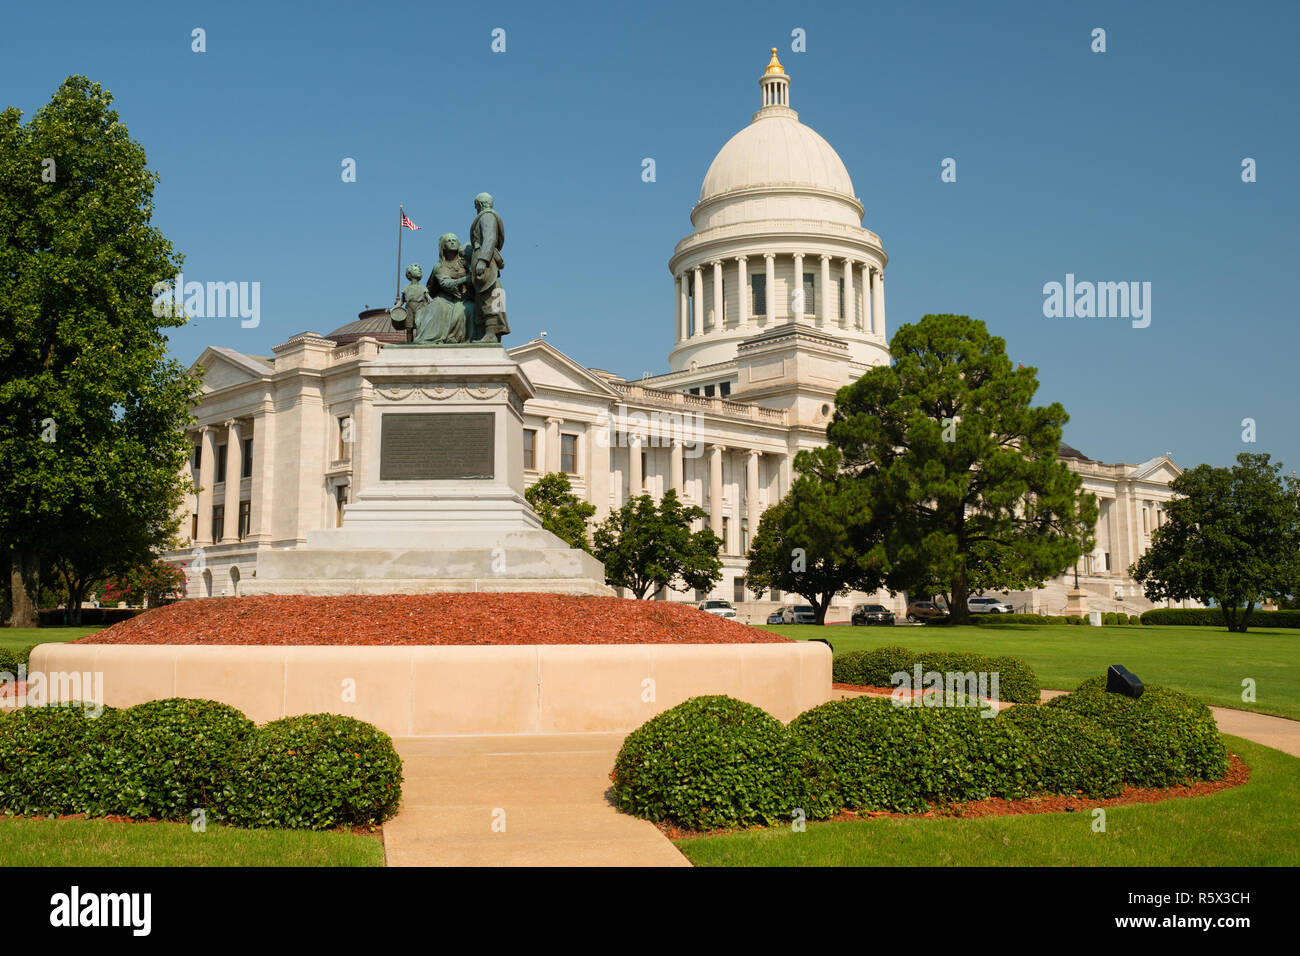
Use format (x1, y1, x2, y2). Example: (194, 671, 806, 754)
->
(401, 212, 420, 230)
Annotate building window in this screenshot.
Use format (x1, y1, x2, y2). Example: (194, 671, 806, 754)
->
(238, 501, 251, 540)
(771, 588, 782, 603)
(721, 516, 730, 553)
(338, 416, 352, 459)
(689, 387, 700, 395)
(752, 274, 766, 316)
(560, 434, 578, 474)
(803, 273, 815, 315)
(242, 438, 253, 478)
(216, 444, 228, 481)
(523, 429, 537, 470)
(733, 577, 745, 603)
(212, 505, 224, 542)
(191, 513, 198, 541)
(838, 277, 845, 319)
(640, 451, 648, 489)
(720, 279, 726, 324)
(1104, 552, 1112, 571)
(193, 444, 202, 469)
(720, 381, 731, 397)
(741, 517, 749, 553)
(335, 484, 348, 528)
(704, 384, 715, 397)
(1143, 507, 1149, 533)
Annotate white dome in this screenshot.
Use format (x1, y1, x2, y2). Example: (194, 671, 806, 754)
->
(699, 112, 857, 205)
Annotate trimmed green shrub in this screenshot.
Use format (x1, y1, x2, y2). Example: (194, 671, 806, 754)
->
(94, 699, 254, 820)
(1129, 614, 1142, 625)
(970, 613, 1069, 625)
(832, 647, 1039, 704)
(1139, 607, 1300, 628)
(790, 697, 1038, 811)
(229, 713, 403, 830)
(0, 645, 36, 676)
(611, 695, 831, 830)
(1047, 678, 1228, 787)
(996, 705, 1123, 797)
(0, 703, 113, 815)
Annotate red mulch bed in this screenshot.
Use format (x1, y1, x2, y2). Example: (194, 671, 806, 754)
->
(658, 753, 1250, 839)
(74, 594, 787, 646)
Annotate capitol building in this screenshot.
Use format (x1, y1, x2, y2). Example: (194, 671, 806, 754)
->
(171, 50, 1187, 619)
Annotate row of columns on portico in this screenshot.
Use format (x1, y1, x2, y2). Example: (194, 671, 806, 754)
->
(674, 254, 884, 340)
(192, 418, 250, 546)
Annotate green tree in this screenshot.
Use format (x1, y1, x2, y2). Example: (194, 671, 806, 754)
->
(828, 314, 1098, 624)
(0, 76, 197, 625)
(744, 446, 886, 625)
(592, 491, 723, 599)
(524, 472, 596, 551)
(1130, 453, 1300, 632)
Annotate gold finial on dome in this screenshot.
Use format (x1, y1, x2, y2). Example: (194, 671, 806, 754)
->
(764, 47, 785, 75)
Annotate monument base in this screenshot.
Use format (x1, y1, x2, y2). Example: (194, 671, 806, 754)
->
(1065, 588, 1090, 616)
(243, 342, 613, 597)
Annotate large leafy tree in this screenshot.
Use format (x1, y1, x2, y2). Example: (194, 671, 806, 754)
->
(744, 446, 886, 625)
(829, 314, 1098, 624)
(0, 76, 197, 625)
(592, 491, 723, 599)
(1130, 453, 1300, 632)
(525, 472, 596, 552)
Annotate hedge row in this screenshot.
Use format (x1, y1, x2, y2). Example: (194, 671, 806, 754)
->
(36, 607, 144, 627)
(832, 646, 1040, 704)
(611, 682, 1228, 830)
(0, 699, 403, 830)
(0, 645, 35, 676)
(971, 613, 1143, 626)
(1139, 608, 1300, 628)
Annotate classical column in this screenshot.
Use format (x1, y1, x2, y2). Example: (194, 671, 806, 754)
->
(545, 417, 562, 473)
(196, 425, 216, 544)
(692, 266, 704, 335)
(859, 262, 872, 331)
(819, 254, 832, 327)
(841, 258, 854, 329)
(746, 450, 761, 548)
(734, 257, 748, 327)
(763, 253, 776, 323)
(872, 267, 885, 337)
(670, 438, 684, 494)
(1106, 496, 1120, 575)
(711, 260, 723, 329)
(251, 410, 275, 538)
(675, 274, 685, 341)
(222, 419, 242, 542)
(779, 453, 793, 498)
(792, 253, 805, 322)
(708, 444, 724, 537)
(628, 435, 642, 497)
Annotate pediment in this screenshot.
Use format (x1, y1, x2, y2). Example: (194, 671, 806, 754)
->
(191, 347, 271, 394)
(509, 339, 621, 400)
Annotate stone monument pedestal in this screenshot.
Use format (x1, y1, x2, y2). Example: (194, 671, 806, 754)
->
(1065, 587, 1090, 617)
(243, 344, 612, 596)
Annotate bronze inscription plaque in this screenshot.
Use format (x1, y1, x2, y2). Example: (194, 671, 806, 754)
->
(380, 412, 495, 480)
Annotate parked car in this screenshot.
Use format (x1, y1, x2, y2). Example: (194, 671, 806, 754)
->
(780, 604, 818, 625)
(766, 610, 784, 625)
(904, 600, 948, 623)
(697, 599, 737, 619)
(967, 596, 1014, 614)
(851, 603, 895, 626)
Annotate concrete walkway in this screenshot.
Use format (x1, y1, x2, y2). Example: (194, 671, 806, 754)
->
(383, 733, 689, 867)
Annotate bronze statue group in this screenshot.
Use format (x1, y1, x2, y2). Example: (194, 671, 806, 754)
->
(392, 192, 510, 344)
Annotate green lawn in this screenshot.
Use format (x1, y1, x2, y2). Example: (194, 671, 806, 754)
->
(766, 622, 1300, 720)
(0, 626, 102, 653)
(0, 817, 385, 866)
(677, 735, 1298, 866)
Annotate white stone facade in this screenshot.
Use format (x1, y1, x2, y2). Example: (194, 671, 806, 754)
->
(168, 51, 1192, 620)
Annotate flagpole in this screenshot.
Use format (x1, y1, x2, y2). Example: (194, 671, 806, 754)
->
(396, 205, 403, 303)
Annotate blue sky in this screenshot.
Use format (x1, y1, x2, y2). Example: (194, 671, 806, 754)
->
(3, 0, 1296, 471)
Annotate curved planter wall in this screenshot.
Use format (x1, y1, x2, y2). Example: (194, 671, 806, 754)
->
(27, 642, 831, 737)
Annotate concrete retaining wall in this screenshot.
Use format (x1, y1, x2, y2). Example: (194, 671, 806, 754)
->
(27, 642, 831, 737)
